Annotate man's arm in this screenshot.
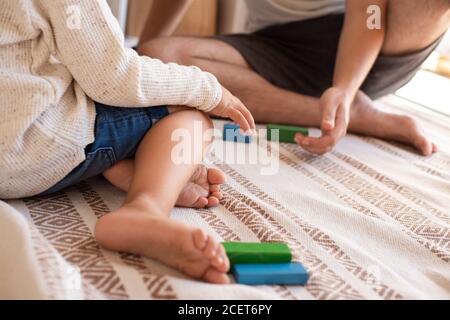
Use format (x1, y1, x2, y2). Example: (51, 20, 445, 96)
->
(139, 0, 193, 46)
(332, 0, 387, 106)
(297, 0, 387, 154)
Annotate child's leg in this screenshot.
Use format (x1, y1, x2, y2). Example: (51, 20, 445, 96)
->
(103, 161, 225, 208)
(95, 110, 230, 284)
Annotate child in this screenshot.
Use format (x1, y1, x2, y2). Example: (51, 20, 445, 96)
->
(0, 0, 255, 284)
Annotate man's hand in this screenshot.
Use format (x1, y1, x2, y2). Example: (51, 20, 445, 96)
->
(209, 86, 256, 134)
(295, 87, 351, 155)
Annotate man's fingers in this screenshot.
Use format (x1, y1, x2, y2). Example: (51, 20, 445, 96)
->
(320, 95, 338, 131)
(294, 133, 306, 145)
(322, 108, 337, 131)
(298, 135, 335, 153)
(336, 103, 349, 133)
(297, 122, 346, 154)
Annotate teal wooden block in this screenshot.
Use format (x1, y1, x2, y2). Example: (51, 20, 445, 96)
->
(232, 263, 309, 285)
(223, 124, 252, 144)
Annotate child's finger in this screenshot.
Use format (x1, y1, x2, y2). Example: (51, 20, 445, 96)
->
(237, 103, 256, 131)
(230, 109, 251, 133)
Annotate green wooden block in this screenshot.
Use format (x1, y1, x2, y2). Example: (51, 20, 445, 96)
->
(222, 242, 292, 265)
(267, 124, 309, 143)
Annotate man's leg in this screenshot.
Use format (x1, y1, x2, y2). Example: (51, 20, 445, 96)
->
(352, 0, 450, 155)
(139, 3, 449, 156)
(138, 38, 321, 126)
(382, 0, 450, 56)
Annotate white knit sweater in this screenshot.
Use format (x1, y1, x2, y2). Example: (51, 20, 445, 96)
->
(0, 0, 222, 199)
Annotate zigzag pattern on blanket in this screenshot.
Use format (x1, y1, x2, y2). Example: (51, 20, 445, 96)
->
(24, 193, 129, 299)
(4, 97, 450, 299)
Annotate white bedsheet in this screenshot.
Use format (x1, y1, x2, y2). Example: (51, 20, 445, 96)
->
(1, 96, 449, 300)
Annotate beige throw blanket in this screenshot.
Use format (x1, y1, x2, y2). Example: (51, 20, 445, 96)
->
(1, 96, 449, 299)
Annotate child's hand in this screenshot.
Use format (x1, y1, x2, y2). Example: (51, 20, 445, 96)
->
(210, 86, 256, 134)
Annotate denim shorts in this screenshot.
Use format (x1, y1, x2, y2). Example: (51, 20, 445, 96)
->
(40, 102, 169, 196)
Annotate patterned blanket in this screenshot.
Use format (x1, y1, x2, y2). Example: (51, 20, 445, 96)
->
(2, 96, 449, 299)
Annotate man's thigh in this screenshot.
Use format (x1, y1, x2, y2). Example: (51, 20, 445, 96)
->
(362, 0, 449, 98)
(138, 36, 250, 68)
(383, 0, 450, 55)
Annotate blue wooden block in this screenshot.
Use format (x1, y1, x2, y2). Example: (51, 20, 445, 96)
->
(232, 263, 308, 286)
(223, 124, 252, 144)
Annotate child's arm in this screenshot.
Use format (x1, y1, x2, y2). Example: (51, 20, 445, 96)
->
(139, 0, 193, 45)
(299, 0, 387, 154)
(37, 0, 219, 111)
(37, 0, 254, 131)
(41, 0, 253, 131)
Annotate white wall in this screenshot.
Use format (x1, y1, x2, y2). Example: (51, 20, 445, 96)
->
(106, 0, 128, 32)
(218, 0, 248, 34)
(106, 0, 138, 47)
(106, 0, 250, 36)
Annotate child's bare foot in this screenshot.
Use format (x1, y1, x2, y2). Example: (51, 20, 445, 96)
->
(176, 166, 225, 208)
(95, 196, 230, 284)
(104, 163, 225, 208)
(349, 91, 438, 156)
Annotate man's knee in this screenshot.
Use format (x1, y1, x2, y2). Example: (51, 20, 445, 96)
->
(137, 38, 192, 64)
(382, 0, 450, 55)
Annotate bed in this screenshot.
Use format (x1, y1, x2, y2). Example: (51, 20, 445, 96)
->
(1, 95, 449, 300)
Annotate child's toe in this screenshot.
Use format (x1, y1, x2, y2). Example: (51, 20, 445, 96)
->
(211, 192, 223, 200)
(207, 168, 226, 185)
(207, 196, 220, 207)
(192, 228, 208, 250)
(204, 235, 219, 259)
(218, 245, 229, 268)
(211, 245, 229, 272)
(193, 197, 209, 208)
(209, 184, 220, 193)
(203, 268, 230, 284)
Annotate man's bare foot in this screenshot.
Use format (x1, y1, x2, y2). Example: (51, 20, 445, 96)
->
(95, 196, 230, 284)
(176, 166, 225, 208)
(349, 91, 438, 156)
(104, 162, 225, 208)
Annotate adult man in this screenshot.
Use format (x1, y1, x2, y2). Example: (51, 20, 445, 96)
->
(138, 0, 450, 155)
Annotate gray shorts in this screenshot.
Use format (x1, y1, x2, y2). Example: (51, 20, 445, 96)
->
(216, 14, 442, 99)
